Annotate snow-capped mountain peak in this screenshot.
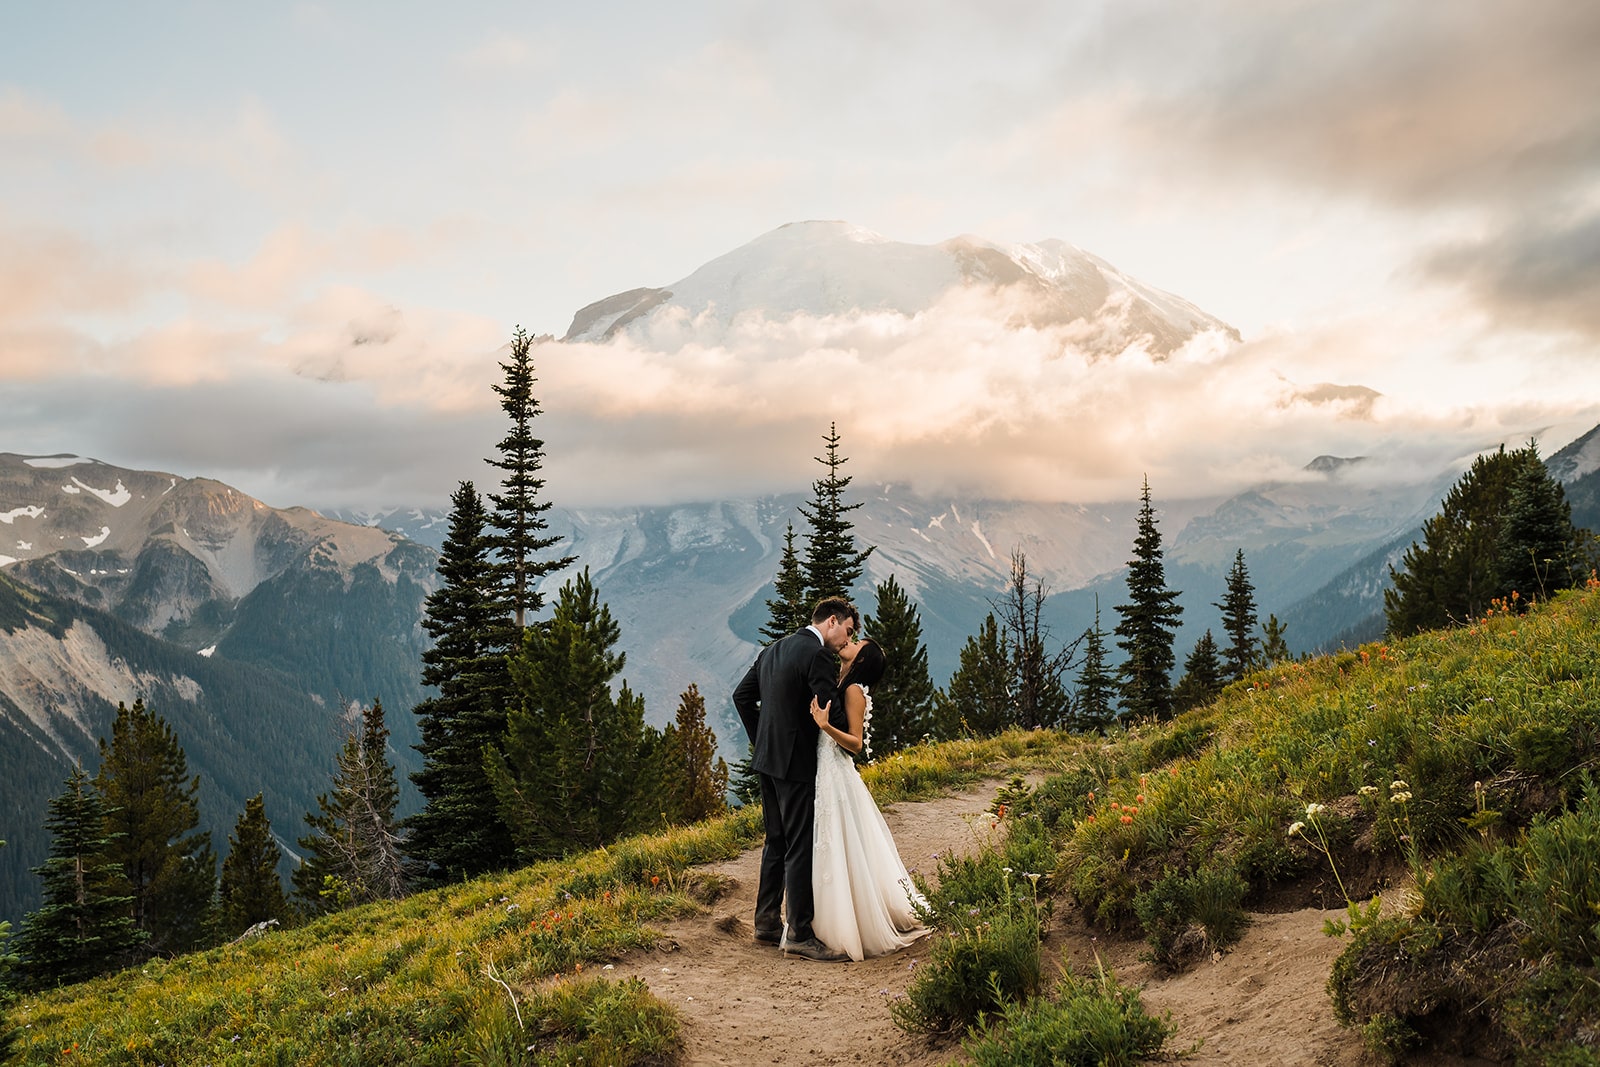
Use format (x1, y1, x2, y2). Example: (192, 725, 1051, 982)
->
(562, 221, 1239, 356)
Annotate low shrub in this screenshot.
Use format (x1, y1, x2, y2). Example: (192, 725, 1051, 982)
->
(1502, 963, 1600, 1056)
(1068, 848, 1140, 932)
(1134, 863, 1248, 967)
(1025, 767, 1103, 834)
(890, 908, 1043, 1036)
(961, 961, 1173, 1066)
(1143, 711, 1217, 767)
(1516, 784, 1600, 965)
(914, 812, 1055, 929)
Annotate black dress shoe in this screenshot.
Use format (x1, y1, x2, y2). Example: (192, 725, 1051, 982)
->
(754, 927, 782, 945)
(781, 935, 848, 962)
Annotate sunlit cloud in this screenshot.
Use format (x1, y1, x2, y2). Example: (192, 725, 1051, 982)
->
(534, 283, 1600, 507)
(0, 221, 153, 326)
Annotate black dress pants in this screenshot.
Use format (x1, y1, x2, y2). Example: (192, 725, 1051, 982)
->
(756, 771, 816, 941)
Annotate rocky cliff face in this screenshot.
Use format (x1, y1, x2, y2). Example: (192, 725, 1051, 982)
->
(2, 454, 419, 635)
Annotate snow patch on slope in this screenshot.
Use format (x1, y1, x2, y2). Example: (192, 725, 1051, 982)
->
(70, 477, 132, 506)
(24, 455, 92, 469)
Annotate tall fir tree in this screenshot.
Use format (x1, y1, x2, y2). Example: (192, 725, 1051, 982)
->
(862, 575, 936, 756)
(406, 481, 517, 883)
(484, 570, 665, 858)
(760, 522, 810, 642)
(659, 684, 730, 824)
(1496, 447, 1587, 603)
(294, 700, 406, 914)
(799, 423, 874, 603)
(1172, 630, 1225, 713)
(13, 765, 144, 989)
(93, 699, 215, 958)
(933, 613, 1013, 738)
(1073, 597, 1118, 734)
(1214, 549, 1259, 682)
(1113, 478, 1184, 721)
(218, 793, 286, 936)
(485, 326, 575, 632)
(1384, 444, 1585, 635)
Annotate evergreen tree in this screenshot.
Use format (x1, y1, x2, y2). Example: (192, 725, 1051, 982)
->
(799, 423, 874, 603)
(218, 794, 286, 936)
(485, 326, 575, 632)
(13, 765, 144, 988)
(862, 575, 936, 756)
(995, 548, 1075, 730)
(760, 522, 810, 642)
(729, 747, 762, 807)
(933, 614, 1012, 738)
(1214, 549, 1259, 681)
(1384, 444, 1585, 635)
(93, 699, 215, 957)
(1260, 614, 1292, 666)
(1073, 597, 1118, 734)
(406, 481, 517, 883)
(659, 684, 729, 824)
(294, 700, 406, 914)
(1172, 630, 1225, 712)
(1113, 478, 1184, 721)
(1496, 450, 1586, 603)
(484, 570, 665, 858)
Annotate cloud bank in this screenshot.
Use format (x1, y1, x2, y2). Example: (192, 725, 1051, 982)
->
(5, 207, 1597, 514)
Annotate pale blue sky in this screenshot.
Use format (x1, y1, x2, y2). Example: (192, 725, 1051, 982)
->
(3, 2, 1597, 509)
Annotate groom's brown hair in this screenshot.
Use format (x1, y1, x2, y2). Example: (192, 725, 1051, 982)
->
(811, 597, 855, 628)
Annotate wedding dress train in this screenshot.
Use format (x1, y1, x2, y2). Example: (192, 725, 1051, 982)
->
(811, 688, 928, 962)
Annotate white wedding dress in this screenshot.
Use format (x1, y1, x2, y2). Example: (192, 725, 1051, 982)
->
(811, 685, 929, 961)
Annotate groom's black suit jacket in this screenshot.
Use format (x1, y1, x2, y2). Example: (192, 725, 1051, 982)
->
(732, 627, 838, 783)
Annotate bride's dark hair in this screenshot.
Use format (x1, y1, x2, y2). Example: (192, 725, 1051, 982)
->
(840, 638, 887, 690)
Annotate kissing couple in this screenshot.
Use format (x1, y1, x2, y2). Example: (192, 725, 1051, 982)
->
(733, 596, 929, 962)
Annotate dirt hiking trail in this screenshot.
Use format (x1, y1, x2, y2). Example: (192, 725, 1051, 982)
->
(611, 780, 1490, 1066)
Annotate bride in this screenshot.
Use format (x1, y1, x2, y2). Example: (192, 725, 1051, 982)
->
(808, 636, 929, 961)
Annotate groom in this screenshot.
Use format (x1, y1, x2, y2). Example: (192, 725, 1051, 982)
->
(733, 596, 857, 962)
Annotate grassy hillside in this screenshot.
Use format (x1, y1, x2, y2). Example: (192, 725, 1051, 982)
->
(5, 733, 1078, 1065)
(9, 577, 1600, 1064)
